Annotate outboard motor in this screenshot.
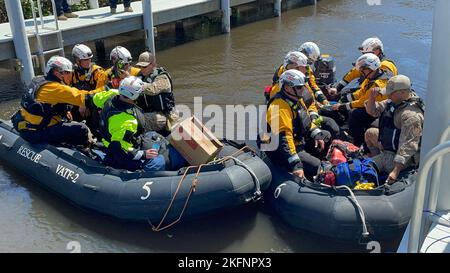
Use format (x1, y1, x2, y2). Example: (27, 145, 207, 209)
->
(313, 54, 336, 87)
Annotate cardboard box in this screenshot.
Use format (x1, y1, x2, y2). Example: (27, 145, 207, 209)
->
(169, 116, 224, 165)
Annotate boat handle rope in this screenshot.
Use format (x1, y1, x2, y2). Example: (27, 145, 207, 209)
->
(148, 145, 256, 232)
(320, 183, 370, 238)
(228, 156, 262, 202)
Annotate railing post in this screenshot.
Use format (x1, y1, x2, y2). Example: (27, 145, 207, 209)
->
(408, 141, 450, 252)
(4, 0, 35, 87)
(142, 0, 156, 55)
(89, 0, 99, 9)
(221, 0, 231, 33)
(274, 0, 282, 17)
(428, 125, 450, 213)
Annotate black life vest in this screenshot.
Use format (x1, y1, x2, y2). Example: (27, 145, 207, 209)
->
(267, 91, 312, 140)
(136, 67, 175, 113)
(313, 54, 336, 86)
(99, 96, 170, 168)
(379, 96, 425, 152)
(99, 96, 146, 147)
(72, 64, 101, 91)
(12, 76, 69, 131)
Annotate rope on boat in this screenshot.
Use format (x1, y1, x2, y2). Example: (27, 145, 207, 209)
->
(148, 145, 258, 232)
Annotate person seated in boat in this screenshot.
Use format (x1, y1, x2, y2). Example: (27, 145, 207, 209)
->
(10, 56, 95, 147)
(331, 53, 390, 149)
(105, 46, 140, 90)
(265, 69, 328, 180)
(98, 76, 186, 172)
(270, 51, 341, 142)
(328, 37, 398, 97)
(270, 51, 328, 105)
(298, 41, 329, 105)
(365, 75, 424, 183)
(69, 44, 107, 123)
(134, 51, 180, 135)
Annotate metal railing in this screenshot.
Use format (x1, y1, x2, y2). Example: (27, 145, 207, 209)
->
(408, 129, 450, 252)
(428, 124, 450, 213)
(30, 0, 65, 73)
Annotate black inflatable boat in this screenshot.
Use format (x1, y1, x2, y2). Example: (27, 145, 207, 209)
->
(0, 120, 271, 228)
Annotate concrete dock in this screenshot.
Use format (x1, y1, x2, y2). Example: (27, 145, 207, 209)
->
(0, 0, 283, 62)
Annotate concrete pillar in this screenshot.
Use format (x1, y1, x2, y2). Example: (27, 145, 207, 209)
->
(142, 0, 156, 54)
(89, 0, 99, 9)
(274, 0, 282, 17)
(221, 0, 231, 33)
(5, 0, 35, 86)
(408, 0, 450, 252)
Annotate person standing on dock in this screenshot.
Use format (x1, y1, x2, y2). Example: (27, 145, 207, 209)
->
(135, 51, 179, 135)
(105, 46, 140, 89)
(55, 0, 79, 21)
(365, 75, 424, 183)
(109, 0, 133, 14)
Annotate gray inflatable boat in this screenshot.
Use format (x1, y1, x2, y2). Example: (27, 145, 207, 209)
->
(267, 156, 416, 241)
(0, 120, 271, 226)
(240, 139, 416, 242)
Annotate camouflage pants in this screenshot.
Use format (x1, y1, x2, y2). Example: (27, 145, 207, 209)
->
(372, 151, 396, 174)
(144, 110, 181, 133)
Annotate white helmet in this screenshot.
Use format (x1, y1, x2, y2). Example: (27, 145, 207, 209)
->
(45, 55, 73, 76)
(72, 44, 93, 60)
(359, 37, 384, 53)
(119, 76, 144, 100)
(355, 53, 381, 71)
(279, 69, 306, 88)
(299, 42, 321, 62)
(283, 51, 308, 69)
(110, 46, 132, 64)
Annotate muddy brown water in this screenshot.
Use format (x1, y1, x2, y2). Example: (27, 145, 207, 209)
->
(0, 0, 434, 252)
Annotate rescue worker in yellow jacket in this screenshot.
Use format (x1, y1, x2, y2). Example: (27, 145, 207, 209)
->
(329, 37, 397, 97)
(11, 56, 94, 146)
(69, 44, 107, 122)
(331, 53, 390, 147)
(298, 41, 329, 104)
(105, 46, 140, 89)
(271, 52, 341, 142)
(266, 69, 331, 180)
(271, 51, 328, 105)
(70, 44, 107, 93)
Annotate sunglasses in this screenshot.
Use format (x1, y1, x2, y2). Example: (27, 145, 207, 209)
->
(293, 85, 304, 91)
(117, 61, 130, 70)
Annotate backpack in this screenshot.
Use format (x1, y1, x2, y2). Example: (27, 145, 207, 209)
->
(326, 140, 361, 165)
(335, 158, 379, 188)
